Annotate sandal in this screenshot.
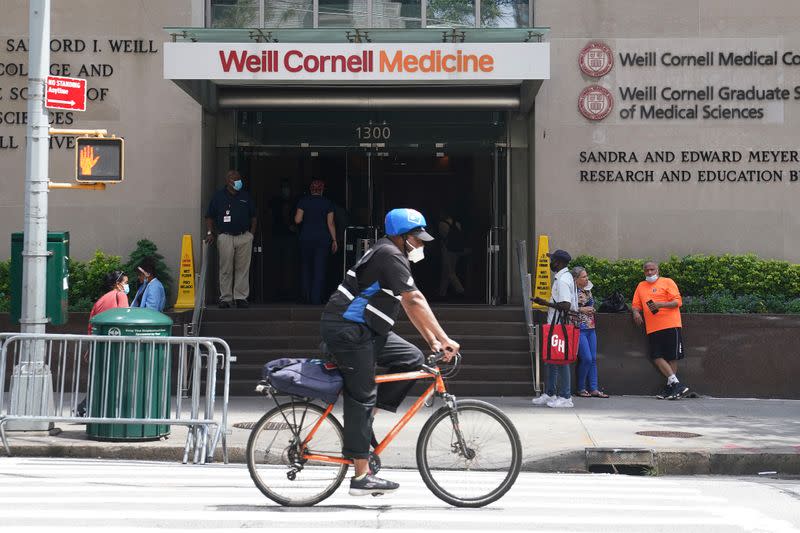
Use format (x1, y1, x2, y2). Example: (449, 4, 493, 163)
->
(576, 390, 592, 398)
(590, 390, 610, 398)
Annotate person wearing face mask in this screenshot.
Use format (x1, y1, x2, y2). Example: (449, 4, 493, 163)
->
(76, 270, 131, 416)
(532, 249, 579, 408)
(88, 270, 130, 334)
(131, 257, 166, 312)
(205, 169, 257, 308)
(320, 208, 460, 496)
(632, 261, 689, 400)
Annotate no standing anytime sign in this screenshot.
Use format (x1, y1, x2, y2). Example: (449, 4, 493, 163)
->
(45, 76, 87, 111)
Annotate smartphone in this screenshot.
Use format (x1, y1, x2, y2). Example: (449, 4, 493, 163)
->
(646, 299, 659, 314)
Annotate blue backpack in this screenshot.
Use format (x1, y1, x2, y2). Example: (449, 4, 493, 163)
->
(262, 358, 343, 404)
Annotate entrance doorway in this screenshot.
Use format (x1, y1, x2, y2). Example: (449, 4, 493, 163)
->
(230, 109, 508, 305)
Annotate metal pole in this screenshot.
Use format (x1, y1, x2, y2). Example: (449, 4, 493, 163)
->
(8, 0, 54, 431)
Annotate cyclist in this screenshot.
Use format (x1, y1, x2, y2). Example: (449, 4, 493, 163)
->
(320, 208, 460, 496)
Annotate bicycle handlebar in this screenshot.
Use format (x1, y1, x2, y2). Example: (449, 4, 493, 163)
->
(426, 351, 461, 366)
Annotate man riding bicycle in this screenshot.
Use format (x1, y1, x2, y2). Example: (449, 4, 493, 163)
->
(320, 208, 460, 496)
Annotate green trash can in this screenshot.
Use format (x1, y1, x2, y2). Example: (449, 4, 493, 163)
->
(86, 308, 173, 441)
(10, 231, 70, 326)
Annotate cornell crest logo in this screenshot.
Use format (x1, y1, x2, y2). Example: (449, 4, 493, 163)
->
(578, 86, 614, 121)
(579, 42, 614, 77)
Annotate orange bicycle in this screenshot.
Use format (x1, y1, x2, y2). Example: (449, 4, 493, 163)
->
(246, 353, 522, 507)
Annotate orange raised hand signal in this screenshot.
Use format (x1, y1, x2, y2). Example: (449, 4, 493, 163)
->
(79, 145, 100, 176)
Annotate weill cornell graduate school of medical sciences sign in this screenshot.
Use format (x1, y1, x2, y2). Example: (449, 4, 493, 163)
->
(163, 43, 550, 81)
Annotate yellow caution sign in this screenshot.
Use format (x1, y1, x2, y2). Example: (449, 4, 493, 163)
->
(532, 235, 551, 310)
(174, 234, 196, 310)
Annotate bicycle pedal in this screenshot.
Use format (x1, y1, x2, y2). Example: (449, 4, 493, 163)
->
(371, 492, 385, 497)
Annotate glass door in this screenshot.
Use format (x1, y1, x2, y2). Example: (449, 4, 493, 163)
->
(487, 144, 507, 305)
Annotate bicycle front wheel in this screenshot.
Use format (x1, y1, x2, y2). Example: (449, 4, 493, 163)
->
(416, 399, 522, 507)
(247, 401, 348, 506)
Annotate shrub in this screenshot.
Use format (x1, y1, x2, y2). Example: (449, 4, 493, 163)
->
(125, 239, 173, 304)
(0, 259, 9, 312)
(570, 254, 800, 314)
(68, 251, 124, 311)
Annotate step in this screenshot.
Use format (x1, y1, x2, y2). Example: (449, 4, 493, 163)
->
(224, 379, 535, 397)
(222, 334, 530, 352)
(200, 320, 528, 338)
(228, 363, 532, 383)
(201, 305, 525, 323)
(227, 348, 532, 367)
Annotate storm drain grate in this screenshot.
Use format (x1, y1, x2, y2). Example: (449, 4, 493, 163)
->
(233, 421, 292, 430)
(636, 430, 702, 438)
(585, 448, 655, 475)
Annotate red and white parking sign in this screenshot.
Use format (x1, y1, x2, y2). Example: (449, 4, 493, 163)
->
(46, 76, 87, 111)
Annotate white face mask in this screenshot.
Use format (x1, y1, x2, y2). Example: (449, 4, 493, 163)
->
(645, 274, 659, 283)
(406, 240, 425, 263)
(122, 283, 130, 295)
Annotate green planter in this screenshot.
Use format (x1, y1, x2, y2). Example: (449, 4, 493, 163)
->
(86, 308, 173, 441)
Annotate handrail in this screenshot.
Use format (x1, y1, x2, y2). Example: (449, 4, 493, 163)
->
(190, 240, 210, 336)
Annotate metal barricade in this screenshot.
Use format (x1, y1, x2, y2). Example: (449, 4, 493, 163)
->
(0, 333, 233, 464)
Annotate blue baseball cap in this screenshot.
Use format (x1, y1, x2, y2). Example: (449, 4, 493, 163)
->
(385, 208, 434, 241)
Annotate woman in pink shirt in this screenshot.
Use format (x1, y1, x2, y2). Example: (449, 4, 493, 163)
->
(87, 270, 130, 334)
(77, 270, 129, 416)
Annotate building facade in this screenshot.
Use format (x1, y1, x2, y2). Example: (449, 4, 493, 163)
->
(1, 0, 799, 306)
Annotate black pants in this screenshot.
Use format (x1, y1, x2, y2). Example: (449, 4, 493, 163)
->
(320, 319, 424, 459)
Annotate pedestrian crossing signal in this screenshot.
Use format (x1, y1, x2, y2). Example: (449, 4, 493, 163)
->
(75, 137, 124, 182)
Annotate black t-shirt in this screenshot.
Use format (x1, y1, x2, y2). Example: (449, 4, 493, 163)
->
(356, 238, 419, 296)
(206, 187, 256, 235)
(324, 238, 418, 328)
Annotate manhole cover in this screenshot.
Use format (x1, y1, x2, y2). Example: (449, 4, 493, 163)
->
(636, 430, 702, 438)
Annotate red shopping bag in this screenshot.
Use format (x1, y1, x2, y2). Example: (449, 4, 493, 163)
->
(541, 311, 579, 365)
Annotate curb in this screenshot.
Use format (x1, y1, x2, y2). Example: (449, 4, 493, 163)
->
(6, 443, 800, 476)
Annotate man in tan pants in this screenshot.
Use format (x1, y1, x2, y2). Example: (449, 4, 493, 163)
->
(205, 170, 257, 308)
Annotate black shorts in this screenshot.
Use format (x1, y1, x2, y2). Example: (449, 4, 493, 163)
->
(647, 327, 684, 361)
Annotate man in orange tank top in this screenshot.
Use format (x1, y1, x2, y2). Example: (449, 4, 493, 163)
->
(631, 261, 689, 400)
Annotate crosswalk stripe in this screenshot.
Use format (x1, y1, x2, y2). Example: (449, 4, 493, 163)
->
(1, 458, 798, 533)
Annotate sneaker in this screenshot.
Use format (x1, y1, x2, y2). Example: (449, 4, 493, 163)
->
(218, 300, 231, 309)
(531, 394, 554, 406)
(235, 299, 249, 308)
(547, 397, 574, 408)
(668, 382, 689, 400)
(349, 474, 399, 496)
(655, 385, 672, 400)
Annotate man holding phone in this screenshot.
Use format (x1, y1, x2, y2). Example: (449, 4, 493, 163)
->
(632, 261, 688, 400)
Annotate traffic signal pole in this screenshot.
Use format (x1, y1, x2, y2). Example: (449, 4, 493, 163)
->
(9, 0, 54, 431)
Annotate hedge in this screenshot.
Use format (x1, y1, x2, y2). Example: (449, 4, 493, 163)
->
(571, 254, 800, 314)
(0, 241, 173, 313)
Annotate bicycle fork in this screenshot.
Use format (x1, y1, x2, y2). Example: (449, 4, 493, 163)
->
(443, 394, 476, 460)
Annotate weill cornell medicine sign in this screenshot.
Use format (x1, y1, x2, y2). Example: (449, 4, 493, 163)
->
(163, 43, 550, 81)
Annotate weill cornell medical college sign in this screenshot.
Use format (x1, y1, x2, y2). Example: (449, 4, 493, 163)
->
(163, 43, 550, 81)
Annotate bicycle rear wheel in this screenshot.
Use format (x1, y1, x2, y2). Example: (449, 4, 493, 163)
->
(247, 401, 348, 506)
(416, 399, 522, 507)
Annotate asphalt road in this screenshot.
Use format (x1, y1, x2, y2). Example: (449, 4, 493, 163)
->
(1, 457, 799, 532)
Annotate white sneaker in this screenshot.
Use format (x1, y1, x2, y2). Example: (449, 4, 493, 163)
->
(547, 397, 574, 408)
(531, 394, 554, 406)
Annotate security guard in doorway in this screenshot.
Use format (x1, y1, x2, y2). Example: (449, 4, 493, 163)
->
(205, 170, 257, 308)
(320, 208, 461, 496)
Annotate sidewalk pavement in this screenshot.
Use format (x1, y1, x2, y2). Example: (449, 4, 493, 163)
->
(3, 395, 799, 476)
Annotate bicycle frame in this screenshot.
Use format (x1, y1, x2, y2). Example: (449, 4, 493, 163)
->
(300, 367, 447, 466)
